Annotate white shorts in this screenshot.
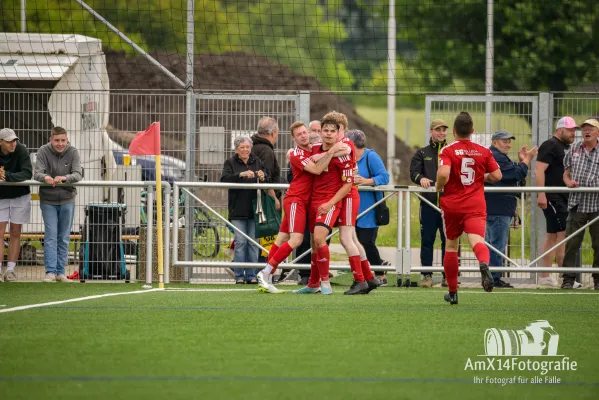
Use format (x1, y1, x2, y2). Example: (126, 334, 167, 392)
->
(0, 194, 31, 224)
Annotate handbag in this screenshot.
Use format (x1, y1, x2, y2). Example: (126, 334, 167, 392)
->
(366, 151, 390, 226)
(252, 189, 282, 238)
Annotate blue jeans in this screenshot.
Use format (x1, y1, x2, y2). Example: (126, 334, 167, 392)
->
(485, 215, 512, 280)
(231, 219, 258, 281)
(40, 202, 75, 276)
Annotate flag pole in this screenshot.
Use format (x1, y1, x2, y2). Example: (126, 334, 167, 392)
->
(154, 123, 164, 289)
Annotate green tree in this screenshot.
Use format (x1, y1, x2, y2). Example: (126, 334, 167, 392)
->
(385, 0, 599, 92)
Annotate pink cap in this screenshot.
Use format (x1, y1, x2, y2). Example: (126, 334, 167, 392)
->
(556, 116, 579, 129)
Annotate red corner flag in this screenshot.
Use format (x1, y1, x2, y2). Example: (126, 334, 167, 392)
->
(129, 122, 161, 156)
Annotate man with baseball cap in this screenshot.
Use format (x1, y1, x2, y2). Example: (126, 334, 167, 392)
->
(484, 130, 537, 288)
(0, 128, 33, 282)
(562, 119, 599, 290)
(409, 119, 449, 288)
(535, 117, 579, 287)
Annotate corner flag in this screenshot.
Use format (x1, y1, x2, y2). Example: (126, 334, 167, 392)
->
(128, 122, 165, 288)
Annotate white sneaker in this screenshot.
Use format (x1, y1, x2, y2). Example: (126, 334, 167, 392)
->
(5, 270, 16, 282)
(55, 275, 73, 283)
(573, 281, 582, 289)
(257, 270, 283, 294)
(42, 273, 56, 283)
(538, 276, 557, 287)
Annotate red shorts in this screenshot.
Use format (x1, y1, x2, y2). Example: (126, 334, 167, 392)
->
(279, 200, 308, 234)
(337, 192, 360, 227)
(441, 210, 487, 240)
(309, 200, 341, 232)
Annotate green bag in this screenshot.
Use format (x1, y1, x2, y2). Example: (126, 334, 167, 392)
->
(252, 190, 281, 238)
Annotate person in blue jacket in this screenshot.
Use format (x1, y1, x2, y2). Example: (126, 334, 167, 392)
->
(484, 130, 537, 288)
(345, 130, 390, 284)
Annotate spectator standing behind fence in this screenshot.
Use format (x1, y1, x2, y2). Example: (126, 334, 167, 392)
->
(535, 116, 578, 287)
(561, 119, 599, 290)
(33, 127, 83, 283)
(0, 128, 32, 283)
(484, 130, 537, 289)
(346, 129, 390, 284)
(409, 119, 448, 288)
(252, 116, 283, 211)
(221, 136, 267, 284)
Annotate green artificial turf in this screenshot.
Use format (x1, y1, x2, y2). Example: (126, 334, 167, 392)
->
(0, 283, 598, 400)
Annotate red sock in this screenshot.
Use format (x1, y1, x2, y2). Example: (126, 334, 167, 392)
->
(267, 243, 280, 263)
(316, 246, 330, 281)
(308, 253, 320, 288)
(443, 251, 459, 292)
(349, 255, 364, 282)
(268, 242, 292, 273)
(360, 258, 374, 281)
(473, 242, 490, 265)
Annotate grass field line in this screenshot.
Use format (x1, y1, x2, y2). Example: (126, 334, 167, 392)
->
(0, 288, 164, 314)
(0, 375, 597, 386)
(165, 288, 599, 296)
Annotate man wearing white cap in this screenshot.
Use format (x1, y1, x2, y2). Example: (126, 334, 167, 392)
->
(562, 119, 599, 290)
(0, 128, 33, 282)
(535, 117, 578, 287)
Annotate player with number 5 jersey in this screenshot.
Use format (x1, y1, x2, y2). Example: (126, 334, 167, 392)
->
(436, 112, 502, 305)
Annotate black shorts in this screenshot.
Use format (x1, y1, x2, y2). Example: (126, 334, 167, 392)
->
(542, 200, 568, 233)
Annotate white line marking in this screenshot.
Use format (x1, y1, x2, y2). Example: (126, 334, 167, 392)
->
(0, 305, 6, 307)
(164, 288, 599, 295)
(384, 290, 599, 296)
(0, 289, 164, 314)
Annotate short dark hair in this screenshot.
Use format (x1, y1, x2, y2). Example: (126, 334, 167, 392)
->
(320, 118, 339, 131)
(51, 126, 67, 136)
(453, 112, 473, 138)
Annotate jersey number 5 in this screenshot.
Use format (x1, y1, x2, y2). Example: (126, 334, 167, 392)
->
(461, 158, 475, 185)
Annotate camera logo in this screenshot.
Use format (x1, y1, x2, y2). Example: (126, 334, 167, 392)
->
(484, 320, 560, 356)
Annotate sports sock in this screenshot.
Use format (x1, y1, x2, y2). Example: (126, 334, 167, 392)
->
(316, 245, 330, 281)
(443, 251, 459, 292)
(268, 242, 293, 273)
(473, 242, 490, 265)
(6, 262, 15, 272)
(360, 257, 374, 281)
(267, 244, 280, 263)
(349, 255, 364, 282)
(0, 261, 3, 272)
(263, 265, 274, 275)
(308, 253, 320, 288)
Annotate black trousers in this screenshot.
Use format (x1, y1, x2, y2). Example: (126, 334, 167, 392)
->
(562, 209, 599, 284)
(356, 226, 385, 277)
(420, 203, 446, 277)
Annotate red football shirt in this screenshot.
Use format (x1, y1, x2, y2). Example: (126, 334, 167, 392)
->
(438, 139, 499, 213)
(312, 145, 354, 204)
(340, 137, 359, 198)
(285, 146, 314, 203)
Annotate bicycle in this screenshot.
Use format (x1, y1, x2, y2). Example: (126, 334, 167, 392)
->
(139, 188, 221, 258)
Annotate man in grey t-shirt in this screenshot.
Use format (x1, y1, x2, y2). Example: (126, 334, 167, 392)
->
(33, 127, 83, 282)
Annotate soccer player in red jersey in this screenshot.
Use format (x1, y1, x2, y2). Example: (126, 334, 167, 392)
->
(295, 118, 355, 295)
(257, 121, 348, 293)
(322, 111, 379, 295)
(436, 112, 502, 305)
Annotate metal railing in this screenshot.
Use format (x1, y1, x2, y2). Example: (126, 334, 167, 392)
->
(170, 181, 400, 283)
(0, 180, 169, 284)
(399, 186, 599, 285)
